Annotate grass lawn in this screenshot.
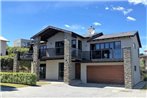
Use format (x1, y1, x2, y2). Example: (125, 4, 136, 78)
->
(0, 81, 50, 88)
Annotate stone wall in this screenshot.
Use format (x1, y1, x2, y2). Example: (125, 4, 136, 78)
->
(13, 52, 19, 72)
(32, 37, 40, 80)
(123, 47, 133, 89)
(64, 33, 72, 84)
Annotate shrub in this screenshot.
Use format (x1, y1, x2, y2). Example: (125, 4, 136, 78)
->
(143, 72, 147, 81)
(0, 72, 37, 85)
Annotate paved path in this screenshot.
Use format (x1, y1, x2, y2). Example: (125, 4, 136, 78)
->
(1, 82, 147, 98)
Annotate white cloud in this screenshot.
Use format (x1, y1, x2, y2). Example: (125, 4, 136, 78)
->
(123, 9, 133, 15)
(93, 22, 102, 26)
(64, 24, 70, 28)
(112, 6, 133, 15)
(105, 7, 109, 10)
(128, 0, 147, 5)
(64, 24, 85, 30)
(127, 16, 136, 21)
(112, 6, 125, 11)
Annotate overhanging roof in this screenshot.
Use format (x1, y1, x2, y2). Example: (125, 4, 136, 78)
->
(31, 26, 84, 41)
(92, 31, 141, 48)
(0, 36, 9, 42)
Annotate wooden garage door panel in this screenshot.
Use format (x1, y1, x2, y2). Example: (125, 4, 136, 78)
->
(87, 65, 124, 84)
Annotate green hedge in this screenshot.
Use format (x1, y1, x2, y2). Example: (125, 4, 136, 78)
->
(0, 72, 37, 85)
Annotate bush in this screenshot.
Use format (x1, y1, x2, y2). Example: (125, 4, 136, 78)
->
(143, 72, 147, 81)
(0, 72, 37, 85)
(0, 55, 13, 71)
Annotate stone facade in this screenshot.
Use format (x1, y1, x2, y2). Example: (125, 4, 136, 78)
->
(32, 37, 40, 80)
(123, 47, 133, 89)
(13, 51, 19, 72)
(64, 33, 72, 84)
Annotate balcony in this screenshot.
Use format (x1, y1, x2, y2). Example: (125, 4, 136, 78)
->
(19, 48, 123, 62)
(82, 49, 123, 62)
(40, 48, 64, 59)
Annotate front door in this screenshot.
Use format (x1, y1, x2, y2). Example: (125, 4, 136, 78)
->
(75, 63, 81, 79)
(58, 63, 64, 80)
(39, 64, 46, 79)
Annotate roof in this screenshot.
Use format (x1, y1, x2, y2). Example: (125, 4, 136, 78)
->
(92, 31, 141, 47)
(31, 26, 84, 40)
(31, 26, 141, 47)
(93, 31, 136, 40)
(0, 36, 8, 42)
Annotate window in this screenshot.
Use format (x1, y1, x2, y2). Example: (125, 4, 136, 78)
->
(78, 40, 82, 50)
(115, 41, 121, 49)
(100, 43, 104, 49)
(55, 41, 64, 55)
(72, 39, 76, 48)
(90, 41, 122, 59)
(90, 44, 95, 50)
(39, 45, 47, 57)
(55, 41, 64, 47)
(96, 43, 100, 50)
(134, 66, 136, 71)
(110, 42, 114, 49)
(105, 43, 109, 49)
(114, 41, 121, 59)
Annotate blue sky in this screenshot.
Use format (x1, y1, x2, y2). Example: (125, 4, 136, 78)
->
(1, 0, 147, 53)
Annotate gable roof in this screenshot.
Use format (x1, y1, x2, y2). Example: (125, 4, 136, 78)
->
(31, 26, 84, 40)
(0, 36, 9, 42)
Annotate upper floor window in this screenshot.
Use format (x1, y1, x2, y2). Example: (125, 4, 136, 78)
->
(78, 40, 82, 50)
(72, 39, 76, 48)
(114, 41, 121, 49)
(55, 41, 64, 48)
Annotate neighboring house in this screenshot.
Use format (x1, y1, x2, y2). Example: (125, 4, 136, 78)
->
(140, 54, 147, 70)
(0, 36, 8, 56)
(13, 39, 31, 47)
(20, 26, 141, 88)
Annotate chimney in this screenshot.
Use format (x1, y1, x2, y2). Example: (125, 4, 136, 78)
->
(88, 26, 95, 36)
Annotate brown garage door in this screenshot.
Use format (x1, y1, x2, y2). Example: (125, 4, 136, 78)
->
(87, 65, 124, 84)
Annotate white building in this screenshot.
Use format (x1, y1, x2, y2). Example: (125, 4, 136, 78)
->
(0, 36, 8, 56)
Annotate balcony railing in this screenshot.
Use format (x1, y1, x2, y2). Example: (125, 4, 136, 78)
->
(82, 49, 123, 61)
(19, 52, 33, 60)
(19, 48, 123, 61)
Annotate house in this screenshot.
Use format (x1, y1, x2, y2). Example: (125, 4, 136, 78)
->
(20, 26, 141, 89)
(13, 39, 31, 48)
(0, 36, 8, 56)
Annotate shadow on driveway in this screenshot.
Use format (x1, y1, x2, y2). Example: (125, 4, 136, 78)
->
(70, 82, 124, 88)
(1, 85, 18, 91)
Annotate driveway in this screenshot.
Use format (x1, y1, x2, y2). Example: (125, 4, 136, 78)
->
(1, 82, 147, 98)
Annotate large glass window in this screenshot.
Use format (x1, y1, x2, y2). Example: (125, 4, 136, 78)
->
(90, 41, 121, 59)
(114, 41, 121, 59)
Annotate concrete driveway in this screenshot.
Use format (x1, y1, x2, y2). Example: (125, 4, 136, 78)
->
(1, 82, 147, 98)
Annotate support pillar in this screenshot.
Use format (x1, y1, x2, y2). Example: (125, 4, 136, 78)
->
(13, 51, 19, 72)
(64, 33, 72, 84)
(123, 47, 133, 89)
(32, 37, 40, 80)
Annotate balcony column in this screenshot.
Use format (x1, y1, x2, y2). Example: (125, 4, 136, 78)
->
(123, 47, 133, 89)
(13, 51, 19, 72)
(64, 33, 72, 84)
(32, 37, 40, 80)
